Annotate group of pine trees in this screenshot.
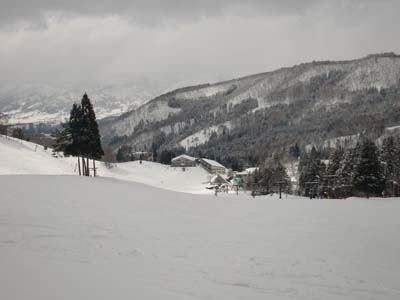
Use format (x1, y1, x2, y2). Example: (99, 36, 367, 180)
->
(54, 94, 104, 176)
(299, 135, 400, 198)
(247, 159, 290, 195)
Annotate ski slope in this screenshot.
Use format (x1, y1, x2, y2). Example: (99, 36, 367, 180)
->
(0, 175, 399, 300)
(0, 135, 213, 194)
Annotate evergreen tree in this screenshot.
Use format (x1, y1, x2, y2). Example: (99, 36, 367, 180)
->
(116, 147, 124, 162)
(327, 147, 344, 175)
(336, 146, 355, 187)
(381, 136, 398, 177)
(53, 122, 72, 154)
(380, 136, 400, 195)
(299, 147, 323, 195)
(116, 145, 132, 162)
(289, 143, 301, 159)
(67, 103, 85, 157)
(81, 93, 104, 160)
(353, 139, 385, 197)
(11, 128, 24, 140)
(53, 94, 103, 176)
(70, 103, 86, 175)
(0, 112, 9, 135)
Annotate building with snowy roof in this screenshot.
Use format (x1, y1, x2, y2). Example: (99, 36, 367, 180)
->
(234, 168, 259, 185)
(198, 158, 226, 174)
(171, 154, 197, 167)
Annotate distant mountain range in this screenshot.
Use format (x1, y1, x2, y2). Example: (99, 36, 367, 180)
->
(99, 53, 400, 168)
(0, 81, 172, 125)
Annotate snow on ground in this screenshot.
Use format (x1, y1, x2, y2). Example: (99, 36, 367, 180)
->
(0, 175, 400, 300)
(101, 161, 213, 194)
(1, 136, 400, 299)
(0, 135, 213, 194)
(0, 135, 75, 175)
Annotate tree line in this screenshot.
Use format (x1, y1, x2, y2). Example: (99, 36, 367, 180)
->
(298, 135, 400, 198)
(246, 159, 291, 196)
(54, 94, 104, 176)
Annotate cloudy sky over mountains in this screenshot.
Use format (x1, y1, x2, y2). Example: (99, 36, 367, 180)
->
(1, 0, 399, 87)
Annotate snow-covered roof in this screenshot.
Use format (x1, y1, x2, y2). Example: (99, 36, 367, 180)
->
(236, 167, 259, 176)
(210, 174, 229, 184)
(171, 154, 196, 162)
(201, 158, 226, 169)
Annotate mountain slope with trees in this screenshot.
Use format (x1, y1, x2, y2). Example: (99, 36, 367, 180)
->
(100, 53, 400, 169)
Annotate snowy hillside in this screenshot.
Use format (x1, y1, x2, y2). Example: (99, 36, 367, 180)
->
(1, 175, 399, 300)
(100, 53, 400, 163)
(0, 135, 212, 194)
(179, 121, 232, 150)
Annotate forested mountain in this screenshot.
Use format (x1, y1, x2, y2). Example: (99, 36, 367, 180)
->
(100, 53, 400, 169)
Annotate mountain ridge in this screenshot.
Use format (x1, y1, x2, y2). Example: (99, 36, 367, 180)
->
(100, 52, 400, 168)
(0, 81, 172, 125)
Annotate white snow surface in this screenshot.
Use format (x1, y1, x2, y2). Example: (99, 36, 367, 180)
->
(0, 175, 400, 300)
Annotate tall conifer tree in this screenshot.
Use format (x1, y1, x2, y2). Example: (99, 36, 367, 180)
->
(353, 139, 384, 197)
(54, 94, 103, 176)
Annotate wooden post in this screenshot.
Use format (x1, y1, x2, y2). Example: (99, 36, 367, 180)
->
(93, 159, 96, 177)
(86, 157, 90, 176)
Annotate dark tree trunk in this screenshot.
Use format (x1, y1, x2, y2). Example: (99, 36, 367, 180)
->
(82, 157, 86, 176)
(93, 159, 96, 177)
(78, 157, 81, 176)
(86, 157, 90, 176)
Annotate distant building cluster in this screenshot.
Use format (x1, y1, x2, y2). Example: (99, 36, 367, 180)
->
(170, 154, 264, 194)
(171, 154, 226, 174)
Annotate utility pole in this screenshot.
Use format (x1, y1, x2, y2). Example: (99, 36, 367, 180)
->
(276, 181, 286, 199)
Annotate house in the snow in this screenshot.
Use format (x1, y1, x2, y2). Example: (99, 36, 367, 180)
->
(206, 173, 230, 191)
(198, 158, 226, 174)
(234, 168, 259, 184)
(171, 154, 197, 168)
(210, 173, 229, 185)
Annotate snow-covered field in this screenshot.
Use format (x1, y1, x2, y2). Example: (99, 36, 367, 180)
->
(1, 175, 400, 300)
(1, 135, 400, 299)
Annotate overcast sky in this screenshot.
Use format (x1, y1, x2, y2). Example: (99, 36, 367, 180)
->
(0, 0, 399, 87)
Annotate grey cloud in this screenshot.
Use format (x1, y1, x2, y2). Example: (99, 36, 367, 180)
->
(0, 0, 399, 88)
(0, 0, 322, 26)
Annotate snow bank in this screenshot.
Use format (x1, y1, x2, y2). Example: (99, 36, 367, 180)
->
(0, 175, 399, 300)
